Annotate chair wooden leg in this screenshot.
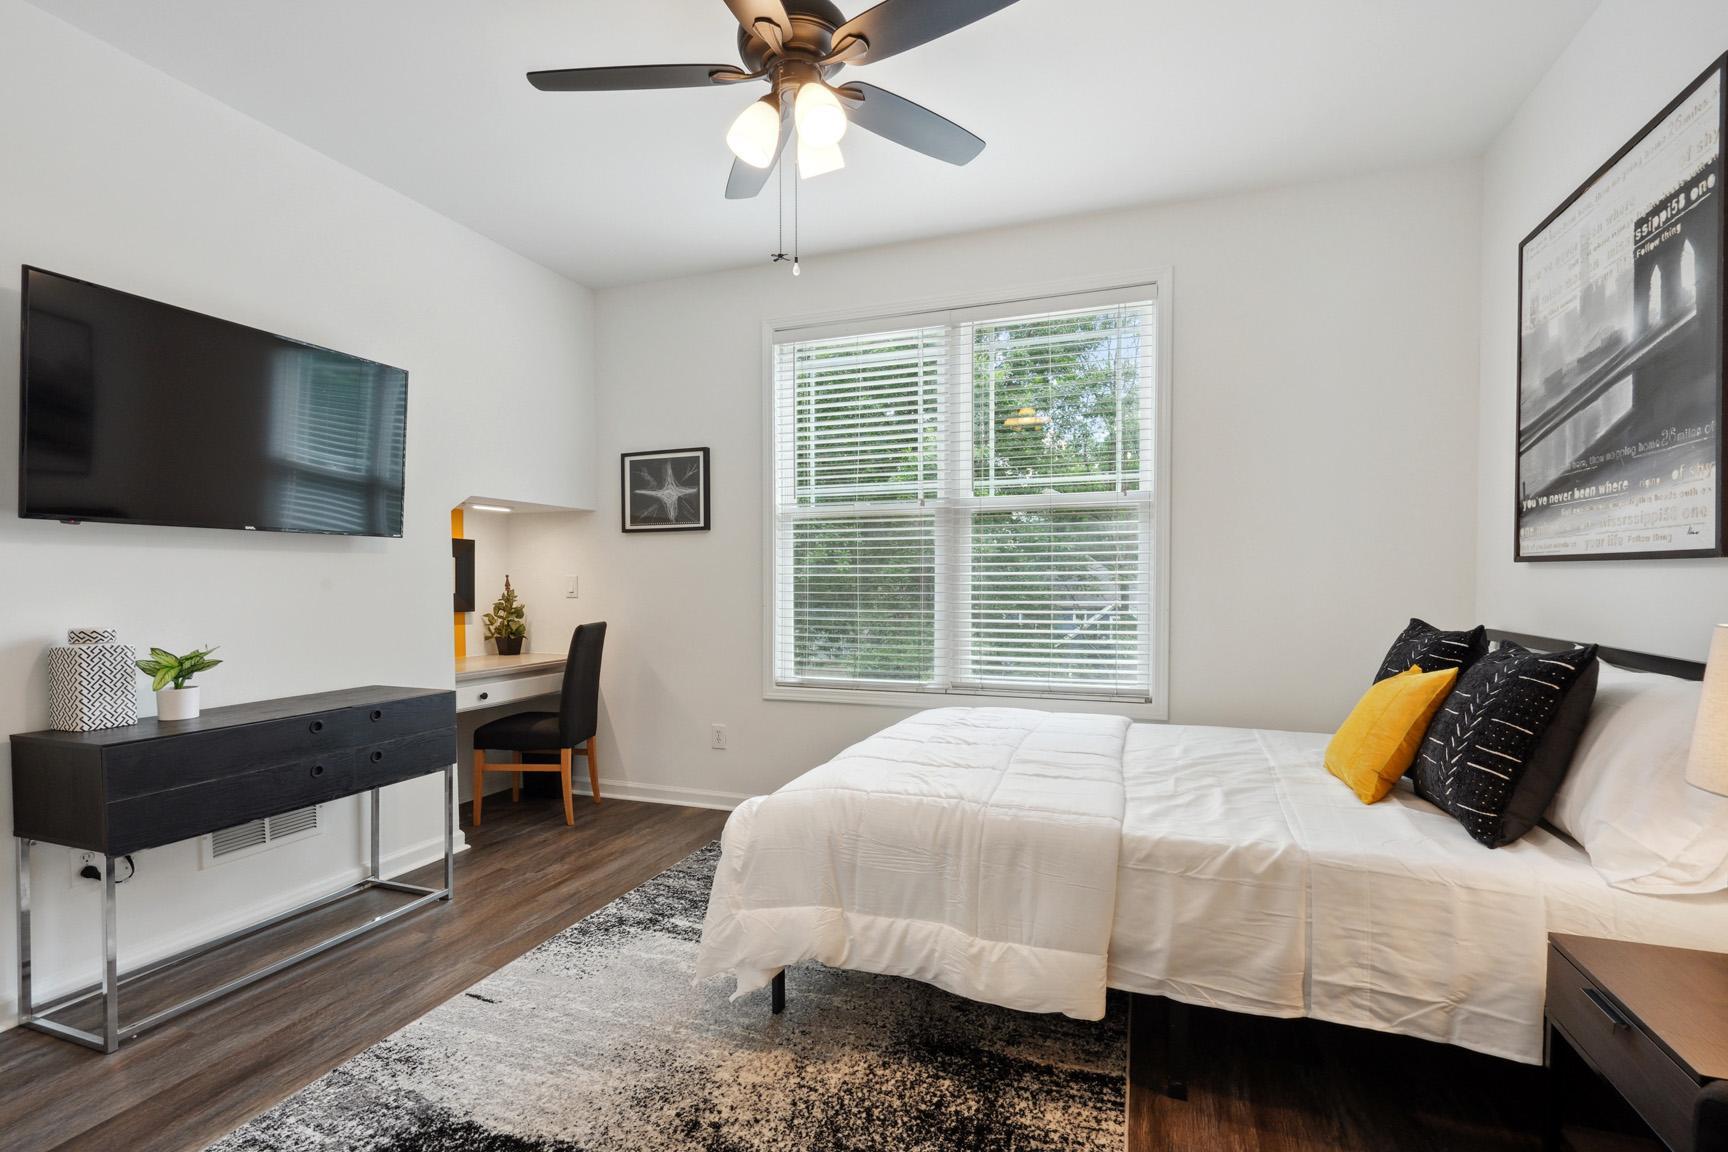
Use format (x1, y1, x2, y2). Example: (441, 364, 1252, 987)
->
(559, 748, 575, 826)
(587, 739, 601, 805)
(471, 750, 486, 827)
(511, 759, 520, 804)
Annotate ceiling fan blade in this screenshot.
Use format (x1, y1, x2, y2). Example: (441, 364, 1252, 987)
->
(527, 64, 752, 92)
(829, 0, 1021, 65)
(725, 103, 794, 199)
(723, 0, 793, 39)
(837, 83, 984, 165)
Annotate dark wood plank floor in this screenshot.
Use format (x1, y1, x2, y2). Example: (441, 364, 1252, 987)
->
(1, 792, 1553, 1152)
(1127, 994, 1549, 1151)
(0, 795, 727, 1152)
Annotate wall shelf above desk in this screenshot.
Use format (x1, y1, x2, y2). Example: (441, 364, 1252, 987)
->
(455, 653, 566, 712)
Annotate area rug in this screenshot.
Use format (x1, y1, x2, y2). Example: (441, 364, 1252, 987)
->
(207, 843, 1127, 1152)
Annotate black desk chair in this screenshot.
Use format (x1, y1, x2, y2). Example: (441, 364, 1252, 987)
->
(472, 621, 606, 827)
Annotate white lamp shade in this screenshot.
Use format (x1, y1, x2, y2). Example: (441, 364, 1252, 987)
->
(797, 137, 845, 179)
(726, 97, 781, 168)
(1686, 624, 1728, 795)
(794, 82, 848, 147)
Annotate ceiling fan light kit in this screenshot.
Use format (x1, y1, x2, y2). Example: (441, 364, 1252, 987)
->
(527, 0, 1020, 199)
(797, 136, 846, 178)
(793, 80, 848, 148)
(726, 94, 783, 168)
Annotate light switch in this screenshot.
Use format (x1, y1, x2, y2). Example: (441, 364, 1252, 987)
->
(565, 575, 579, 599)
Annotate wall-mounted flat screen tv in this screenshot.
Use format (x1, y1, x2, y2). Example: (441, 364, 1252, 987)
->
(19, 266, 407, 537)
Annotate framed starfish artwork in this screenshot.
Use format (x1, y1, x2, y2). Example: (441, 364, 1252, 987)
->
(621, 447, 711, 532)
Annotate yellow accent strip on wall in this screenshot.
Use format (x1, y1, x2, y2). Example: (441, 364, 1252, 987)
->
(451, 506, 466, 660)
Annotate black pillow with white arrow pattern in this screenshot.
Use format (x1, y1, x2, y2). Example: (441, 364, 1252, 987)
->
(1373, 618, 1489, 682)
(1413, 640, 1599, 848)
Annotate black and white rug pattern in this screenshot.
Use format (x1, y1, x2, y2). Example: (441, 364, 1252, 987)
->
(207, 844, 1126, 1151)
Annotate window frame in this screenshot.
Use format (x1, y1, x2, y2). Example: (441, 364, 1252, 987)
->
(760, 271, 1174, 719)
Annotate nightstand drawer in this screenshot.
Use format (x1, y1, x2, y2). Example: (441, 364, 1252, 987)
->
(1548, 948, 1698, 1152)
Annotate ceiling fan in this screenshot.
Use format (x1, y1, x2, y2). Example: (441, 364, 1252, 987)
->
(527, 0, 1021, 199)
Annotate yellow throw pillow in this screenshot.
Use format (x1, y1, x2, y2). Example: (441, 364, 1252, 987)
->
(1325, 665, 1459, 804)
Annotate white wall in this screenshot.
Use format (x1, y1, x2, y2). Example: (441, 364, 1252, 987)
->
(1476, 0, 1728, 660)
(539, 161, 1484, 807)
(0, 0, 594, 1026)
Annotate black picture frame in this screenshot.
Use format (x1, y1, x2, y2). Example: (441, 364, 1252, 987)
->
(1515, 53, 1727, 562)
(620, 447, 711, 533)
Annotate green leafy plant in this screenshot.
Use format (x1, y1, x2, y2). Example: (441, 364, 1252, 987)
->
(483, 576, 527, 640)
(134, 646, 222, 692)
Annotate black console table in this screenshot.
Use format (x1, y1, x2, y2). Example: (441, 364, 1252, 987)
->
(10, 686, 457, 1052)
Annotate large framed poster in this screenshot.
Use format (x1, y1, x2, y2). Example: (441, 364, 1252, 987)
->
(1517, 55, 1726, 561)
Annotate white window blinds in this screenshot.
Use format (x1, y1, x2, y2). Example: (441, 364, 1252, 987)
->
(771, 286, 1162, 703)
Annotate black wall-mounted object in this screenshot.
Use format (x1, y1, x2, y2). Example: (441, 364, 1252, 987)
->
(19, 265, 410, 538)
(9, 686, 456, 855)
(453, 538, 476, 613)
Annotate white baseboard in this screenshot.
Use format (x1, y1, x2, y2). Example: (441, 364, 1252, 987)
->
(575, 777, 747, 812)
(2, 830, 468, 1027)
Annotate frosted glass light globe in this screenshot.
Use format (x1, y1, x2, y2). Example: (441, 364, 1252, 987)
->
(795, 82, 848, 147)
(798, 137, 845, 179)
(726, 97, 781, 168)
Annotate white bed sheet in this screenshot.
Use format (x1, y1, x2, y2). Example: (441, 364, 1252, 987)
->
(1110, 724, 1728, 1064)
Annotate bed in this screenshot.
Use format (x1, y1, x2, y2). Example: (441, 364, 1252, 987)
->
(696, 631, 1721, 1068)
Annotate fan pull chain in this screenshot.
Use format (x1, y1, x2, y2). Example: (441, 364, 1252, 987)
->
(769, 149, 801, 277)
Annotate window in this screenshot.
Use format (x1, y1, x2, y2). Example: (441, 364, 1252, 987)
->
(768, 282, 1168, 707)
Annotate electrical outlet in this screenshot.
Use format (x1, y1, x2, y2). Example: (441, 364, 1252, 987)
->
(565, 575, 579, 599)
(710, 723, 728, 750)
(70, 850, 101, 884)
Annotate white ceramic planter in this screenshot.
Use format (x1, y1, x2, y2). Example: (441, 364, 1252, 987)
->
(156, 685, 200, 722)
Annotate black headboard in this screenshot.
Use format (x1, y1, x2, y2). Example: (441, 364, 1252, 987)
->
(1487, 629, 1706, 681)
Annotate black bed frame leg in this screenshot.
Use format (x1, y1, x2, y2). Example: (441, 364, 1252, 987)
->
(1165, 999, 1189, 1100)
(771, 970, 786, 1015)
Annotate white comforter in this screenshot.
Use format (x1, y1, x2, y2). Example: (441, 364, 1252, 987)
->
(699, 709, 1728, 1065)
(695, 708, 1130, 1019)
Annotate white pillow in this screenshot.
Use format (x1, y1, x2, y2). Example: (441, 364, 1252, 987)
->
(1547, 662, 1725, 894)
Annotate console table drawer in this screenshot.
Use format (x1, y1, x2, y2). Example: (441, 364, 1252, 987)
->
(107, 753, 357, 855)
(1547, 948, 1697, 1152)
(353, 729, 459, 792)
(104, 710, 353, 799)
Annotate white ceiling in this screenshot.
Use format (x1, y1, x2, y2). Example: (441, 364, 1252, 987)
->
(28, 0, 1599, 287)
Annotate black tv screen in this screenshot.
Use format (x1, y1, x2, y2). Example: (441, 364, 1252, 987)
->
(19, 266, 407, 537)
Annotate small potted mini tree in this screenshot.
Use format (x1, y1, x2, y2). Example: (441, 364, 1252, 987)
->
(484, 576, 527, 656)
(135, 645, 222, 722)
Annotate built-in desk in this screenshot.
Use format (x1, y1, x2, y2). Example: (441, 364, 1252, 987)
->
(455, 653, 566, 712)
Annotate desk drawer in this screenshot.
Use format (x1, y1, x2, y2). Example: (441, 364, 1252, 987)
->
(456, 672, 562, 713)
(1547, 948, 1697, 1152)
(107, 753, 356, 855)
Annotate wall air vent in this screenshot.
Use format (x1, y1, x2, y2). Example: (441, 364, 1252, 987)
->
(204, 805, 321, 865)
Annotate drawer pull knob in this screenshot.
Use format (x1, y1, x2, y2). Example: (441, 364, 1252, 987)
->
(310, 763, 326, 778)
(1583, 987, 1630, 1030)
(478, 691, 489, 701)
(370, 709, 384, 721)
(309, 720, 325, 734)
(371, 750, 384, 763)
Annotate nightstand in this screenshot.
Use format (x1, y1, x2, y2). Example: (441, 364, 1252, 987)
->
(1547, 935, 1728, 1152)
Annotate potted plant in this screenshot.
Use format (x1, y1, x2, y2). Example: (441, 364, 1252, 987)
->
(135, 646, 222, 722)
(484, 576, 527, 656)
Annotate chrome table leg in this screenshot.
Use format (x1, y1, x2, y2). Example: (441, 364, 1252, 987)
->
(101, 855, 119, 1053)
(442, 762, 455, 900)
(16, 839, 31, 1024)
(369, 787, 382, 881)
